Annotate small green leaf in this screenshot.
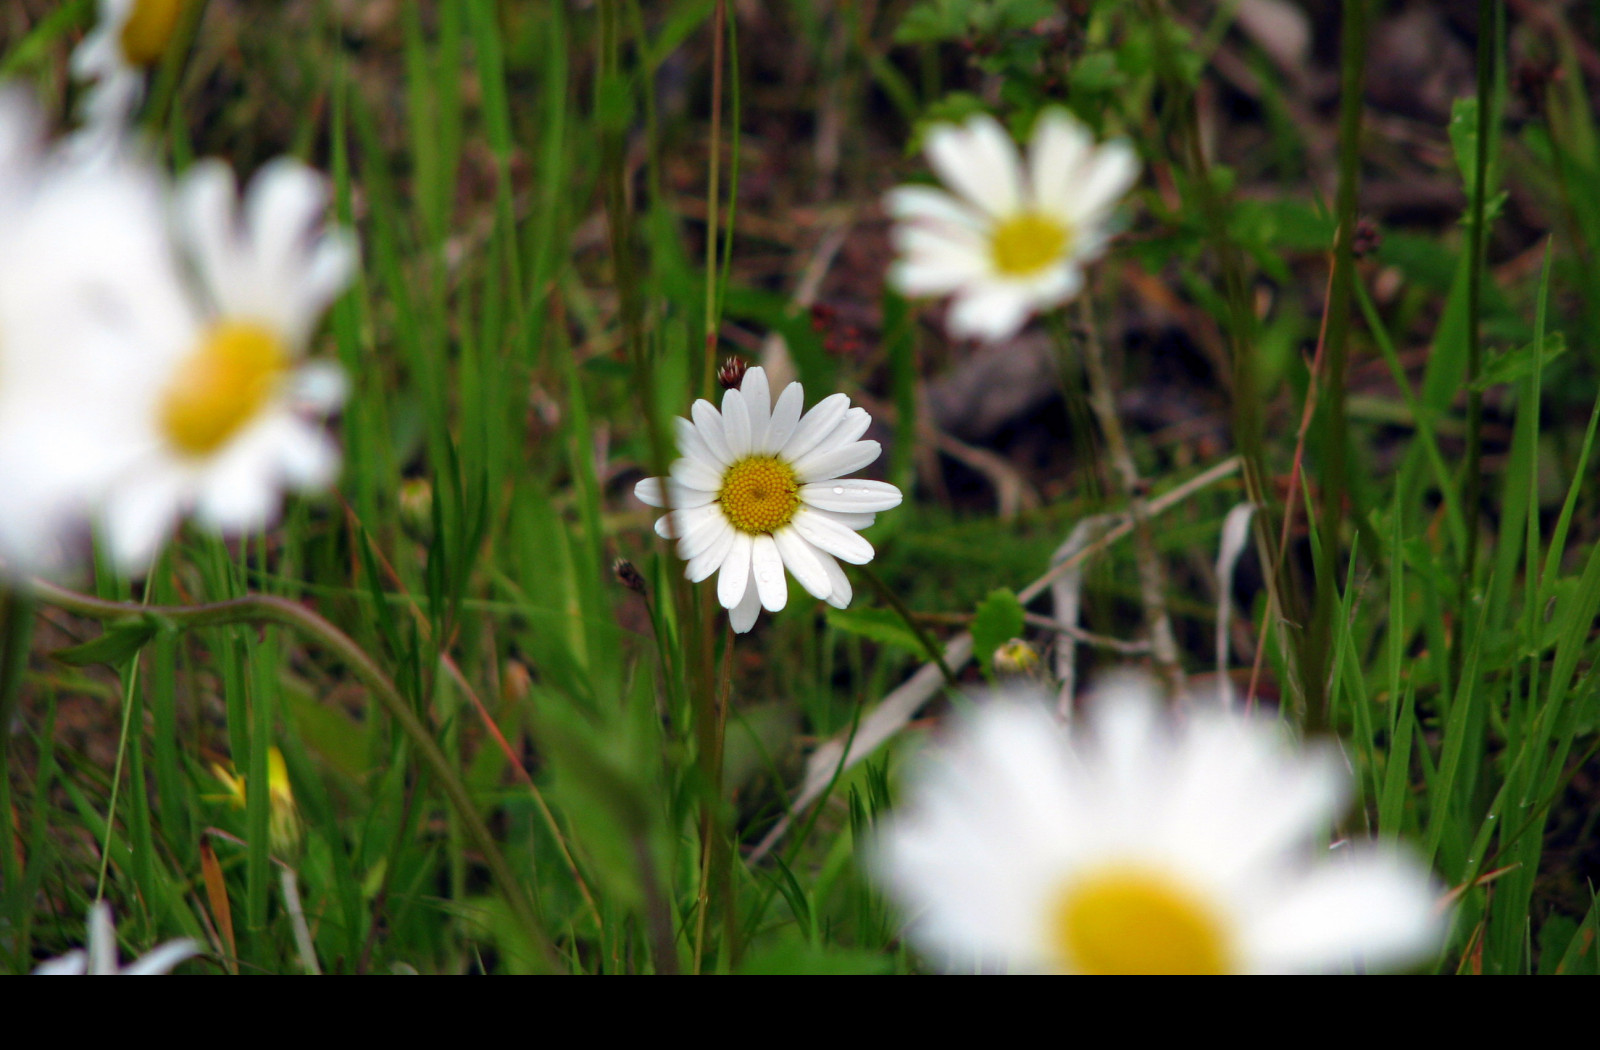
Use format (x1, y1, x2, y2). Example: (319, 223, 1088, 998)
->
(826, 607, 924, 656)
(51, 618, 159, 668)
(972, 588, 1025, 674)
(1472, 332, 1566, 391)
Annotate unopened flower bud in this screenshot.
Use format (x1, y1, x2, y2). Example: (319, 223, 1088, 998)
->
(717, 356, 749, 390)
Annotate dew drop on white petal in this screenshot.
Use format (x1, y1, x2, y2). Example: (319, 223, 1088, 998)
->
(832, 486, 844, 494)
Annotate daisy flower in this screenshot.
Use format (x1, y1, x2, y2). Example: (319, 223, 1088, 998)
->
(33, 901, 199, 975)
(71, 0, 189, 136)
(94, 157, 357, 572)
(0, 89, 170, 576)
(634, 366, 903, 633)
(870, 678, 1443, 974)
(887, 110, 1139, 343)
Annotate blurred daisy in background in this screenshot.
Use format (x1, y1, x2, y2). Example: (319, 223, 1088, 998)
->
(886, 110, 1138, 343)
(0, 89, 168, 577)
(33, 901, 199, 975)
(71, 0, 189, 136)
(634, 366, 902, 633)
(94, 157, 357, 573)
(870, 677, 1443, 974)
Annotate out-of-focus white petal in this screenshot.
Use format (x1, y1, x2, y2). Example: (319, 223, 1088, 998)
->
(926, 115, 1023, 217)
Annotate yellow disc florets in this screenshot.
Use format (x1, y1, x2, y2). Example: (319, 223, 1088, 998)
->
(990, 212, 1071, 277)
(120, 0, 188, 68)
(1051, 865, 1234, 974)
(160, 321, 287, 457)
(718, 456, 800, 535)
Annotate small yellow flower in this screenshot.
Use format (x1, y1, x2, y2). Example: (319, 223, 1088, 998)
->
(208, 747, 301, 857)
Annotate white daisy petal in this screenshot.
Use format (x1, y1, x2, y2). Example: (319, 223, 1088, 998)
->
(728, 578, 762, 634)
(691, 399, 734, 464)
(654, 501, 721, 542)
(1065, 141, 1140, 225)
(635, 476, 715, 510)
(33, 902, 196, 976)
(815, 548, 852, 608)
(673, 414, 723, 469)
(764, 381, 804, 454)
(751, 533, 788, 612)
(1245, 852, 1443, 974)
(717, 531, 754, 609)
(886, 185, 988, 232)
(677, 511, 731, 561)
(773, 527, 833, 602)
(686, 522, 736, 583)
(722, 384, 753, 458)
(780, 393, 851, 462)
(740, 366, 772, 449)
(926, 115, 1023, 217)
(670, 456, 724, 493)
(798, 479, 903, 513)
(791, 506, 875, 565)
(793, 439, 882, 484)
(1028, 110, 1093, 213)
(947, 285, 1038, 343)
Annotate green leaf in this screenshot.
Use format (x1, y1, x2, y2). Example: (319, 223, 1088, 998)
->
(1472, 332, 1567, 391)
(826, 607, 924, 656)
(51, 618, 159, 668)
(972, 587, 1025, 674)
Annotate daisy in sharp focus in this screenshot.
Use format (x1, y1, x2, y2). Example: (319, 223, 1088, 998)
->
(634, 366, 903, 633)
(71, 0, 189, 137)
(887, 110, 1139, 343)
(94, 157, 357, 573)
(870, 678, 1443, 974)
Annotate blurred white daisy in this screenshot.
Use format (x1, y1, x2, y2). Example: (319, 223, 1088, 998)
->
(634, 366, 903, 633)
(887, 110, 1139, 342)
(870, 678, 1443, 974)
(71, 0, 188, 135)
(33, 901, 199, 975)
(94, 157, 357, 572)
(0, 89, 170, 576)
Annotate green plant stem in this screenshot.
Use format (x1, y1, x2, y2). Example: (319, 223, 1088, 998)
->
(858, 564, 958, 688)
(1139, 0, 1309, 715)
(1072, 297, 1184, 692)
(28, 579, 558, 973)
(1462, 0, 1498, 595)
(1303, 0, 1369, 733)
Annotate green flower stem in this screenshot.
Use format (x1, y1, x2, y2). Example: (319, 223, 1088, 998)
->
(28, 578, 558, 973)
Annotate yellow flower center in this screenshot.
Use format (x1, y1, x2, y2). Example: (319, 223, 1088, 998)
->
(119, 0, 188, 68)
(1051, 865, 1234, 974)
(718, 456, 800, 535)
(160, 321, 288, 457)
(990, 212, 1071, 277)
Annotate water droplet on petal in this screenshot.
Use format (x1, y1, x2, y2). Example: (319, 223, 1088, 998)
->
(832, 486, 844, 495)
